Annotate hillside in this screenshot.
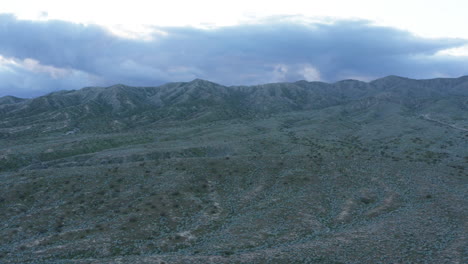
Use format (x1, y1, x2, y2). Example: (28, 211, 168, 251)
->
(0, 76, 467, 263)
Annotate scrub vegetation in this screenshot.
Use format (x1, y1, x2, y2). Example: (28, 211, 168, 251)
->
(0, 76, 466, 263)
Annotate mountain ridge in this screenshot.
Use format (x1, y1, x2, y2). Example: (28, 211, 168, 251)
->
(2, 75, 468, 100)
(1, 75, 467, 138)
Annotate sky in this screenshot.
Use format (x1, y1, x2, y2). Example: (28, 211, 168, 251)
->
(1, 0, 468, 98)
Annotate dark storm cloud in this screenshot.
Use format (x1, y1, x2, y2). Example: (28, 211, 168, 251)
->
(0, 13, 467, 97)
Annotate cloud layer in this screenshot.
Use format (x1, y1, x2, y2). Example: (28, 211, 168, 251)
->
(0, 14, 467, 97)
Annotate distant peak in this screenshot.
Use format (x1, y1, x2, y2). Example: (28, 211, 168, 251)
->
(386, 75, 410, 79)
(370, 75, 413, 84)
(106, 84, 129, 89)
(336, 79, 365, 82)
(0, 95, 27, 105)
(188, 78, 219, 85)
(1, 95, 20, 100)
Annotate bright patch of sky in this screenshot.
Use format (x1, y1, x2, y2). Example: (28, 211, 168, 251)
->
(2, 0, 468, 37)
(4, 0, 467, 55)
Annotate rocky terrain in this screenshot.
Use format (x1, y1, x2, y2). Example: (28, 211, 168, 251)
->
(0, 76, 467, 263)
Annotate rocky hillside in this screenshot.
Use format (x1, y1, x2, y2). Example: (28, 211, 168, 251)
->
(0, 76, 467, 263)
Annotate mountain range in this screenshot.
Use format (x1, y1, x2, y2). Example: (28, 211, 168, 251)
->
(0, 76, 467, 263)
(1, 75, 468, 137)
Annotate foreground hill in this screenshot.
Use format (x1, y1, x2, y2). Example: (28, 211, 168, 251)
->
(0, 76, 467, 263)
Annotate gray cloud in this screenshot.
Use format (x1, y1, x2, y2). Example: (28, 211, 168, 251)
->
(0, 14, 467, 97)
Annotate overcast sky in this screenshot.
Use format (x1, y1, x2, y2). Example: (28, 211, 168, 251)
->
(1, 0, 468, 97)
